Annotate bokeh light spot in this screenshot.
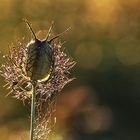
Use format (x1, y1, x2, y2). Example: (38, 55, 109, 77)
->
(75, 44, 102, 69)
(116, 37, 140, 65)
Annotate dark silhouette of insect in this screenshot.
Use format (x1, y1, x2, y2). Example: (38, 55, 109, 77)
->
(23, 19, 70, 82)
(12, 19, 70, 92)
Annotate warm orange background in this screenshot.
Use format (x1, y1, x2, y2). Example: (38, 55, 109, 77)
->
(0, 0, 140, 140)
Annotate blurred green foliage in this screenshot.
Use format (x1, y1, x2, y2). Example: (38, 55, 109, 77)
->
(0, 0, 140, 139)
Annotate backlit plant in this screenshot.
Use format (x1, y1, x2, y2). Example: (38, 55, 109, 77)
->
(0, 19, 75, 140)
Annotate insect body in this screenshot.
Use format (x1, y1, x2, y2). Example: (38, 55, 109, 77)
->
(23, 19, 69, 83)
(26, 38, 54, 82)
(23, 19, 55, 83)
(12, 19, 69, 93)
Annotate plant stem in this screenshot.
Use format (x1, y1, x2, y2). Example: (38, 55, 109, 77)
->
(30, 82, 36, 140)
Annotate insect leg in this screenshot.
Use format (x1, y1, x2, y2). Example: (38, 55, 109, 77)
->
(23, 18, 37, 40)
(48, 27, 71, 43)
(46, 21, 54, 40)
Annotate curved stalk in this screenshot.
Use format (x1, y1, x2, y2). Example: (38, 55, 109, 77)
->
(30, 82, 36, 140)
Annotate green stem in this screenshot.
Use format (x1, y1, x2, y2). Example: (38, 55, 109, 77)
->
(30, 82, 36, 140)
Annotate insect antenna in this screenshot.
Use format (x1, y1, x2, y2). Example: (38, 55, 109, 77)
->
(23, 18, 37, 40)
(46, 21, 54, 40)
(48, 27, 71, 43)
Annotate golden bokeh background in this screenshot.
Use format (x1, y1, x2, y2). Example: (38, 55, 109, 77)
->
(0, 0, 140, 139)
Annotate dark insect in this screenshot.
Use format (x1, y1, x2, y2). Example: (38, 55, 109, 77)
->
(12, 19, 70, 92)
(23, 19, 69, 82)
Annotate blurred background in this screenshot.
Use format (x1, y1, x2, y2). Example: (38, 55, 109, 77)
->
(0, 0, 140, 139)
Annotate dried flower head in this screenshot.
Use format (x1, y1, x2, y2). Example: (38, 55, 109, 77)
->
(0, 20, 75, 139)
